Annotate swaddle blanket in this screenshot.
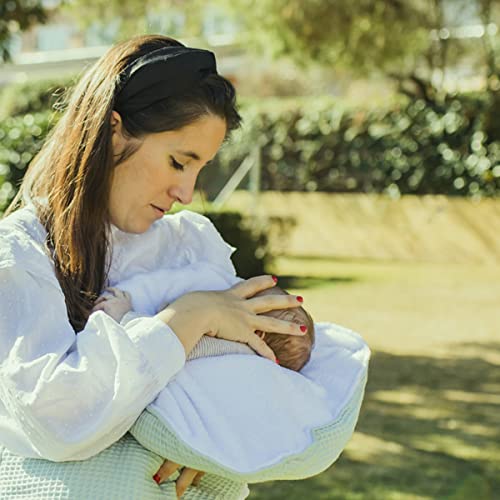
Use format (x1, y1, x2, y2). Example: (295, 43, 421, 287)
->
(131, 321, 369, 482)
(0, 321, 369, 498)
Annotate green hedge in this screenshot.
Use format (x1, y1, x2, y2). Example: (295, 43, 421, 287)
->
(0, 77, 74, 119)
(212, 93, 499, 198)
(204, 211, 271, 278)
(0, 111, 54, 210)
(1, 78, 499, 211)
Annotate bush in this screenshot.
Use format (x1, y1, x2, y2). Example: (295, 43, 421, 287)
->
(1, 78, 499, 205)
(204, 211, 272, 278)
(212, 93, 499, 198)
(0, 111, 55, 211)
(0, 76, 75, 119)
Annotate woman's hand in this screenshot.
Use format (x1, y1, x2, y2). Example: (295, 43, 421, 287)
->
(156, 275, 307, 362)
(153, 460, 205, 498)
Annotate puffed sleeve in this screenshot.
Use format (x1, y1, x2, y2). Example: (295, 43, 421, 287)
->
(175, 211, 239, 276)
(0, 263, 186, 462)
(111, 211, 244, 319)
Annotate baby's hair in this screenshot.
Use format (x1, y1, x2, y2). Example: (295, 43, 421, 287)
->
(256, 287, 315, 372)
(265, 307, 315, 371)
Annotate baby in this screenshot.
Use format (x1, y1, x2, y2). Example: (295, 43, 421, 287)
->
(93, 261, 315, 371)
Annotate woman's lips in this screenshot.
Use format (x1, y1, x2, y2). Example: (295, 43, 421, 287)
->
(151, 204, 166, 216)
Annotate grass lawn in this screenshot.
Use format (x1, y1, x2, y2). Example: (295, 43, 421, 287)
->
(247, 256, 500, 500)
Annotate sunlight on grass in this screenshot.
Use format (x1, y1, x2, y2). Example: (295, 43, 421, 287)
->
(442, 390, 500, 404)
(249, 257, 499, 499)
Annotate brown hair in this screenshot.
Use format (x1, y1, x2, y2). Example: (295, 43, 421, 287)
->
(4, 35, 241, 332)
(253, 287, 316, 371)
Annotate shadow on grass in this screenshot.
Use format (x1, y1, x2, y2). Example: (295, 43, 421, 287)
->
(249, 344, 500, 500)
(277, 275, 356, 290)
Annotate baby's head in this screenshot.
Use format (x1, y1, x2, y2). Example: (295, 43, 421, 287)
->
(252, 286, 315, 372)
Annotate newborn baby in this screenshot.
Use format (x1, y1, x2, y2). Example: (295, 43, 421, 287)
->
(93, 262, 315, 371)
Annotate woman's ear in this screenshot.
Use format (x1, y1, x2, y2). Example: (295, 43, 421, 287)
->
(110, 110, 126, 157)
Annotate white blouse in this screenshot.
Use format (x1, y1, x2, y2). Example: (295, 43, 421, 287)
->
(0, 205, 236, 462)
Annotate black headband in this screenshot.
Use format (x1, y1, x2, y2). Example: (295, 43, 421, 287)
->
(115, 46, 217, 114)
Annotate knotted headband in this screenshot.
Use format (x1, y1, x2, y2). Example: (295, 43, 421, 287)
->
(115, 46, 218, 114)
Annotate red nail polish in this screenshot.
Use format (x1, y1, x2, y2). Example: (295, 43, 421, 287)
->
(153, 474, 161, 484)
(272, 275, 278, 283)
(296, 296, 303, 303)
(275, 358, 280, 364)
(300, 325, 307, 333)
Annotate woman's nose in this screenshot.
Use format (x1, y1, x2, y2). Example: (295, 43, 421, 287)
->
(170, 176, 196, 205)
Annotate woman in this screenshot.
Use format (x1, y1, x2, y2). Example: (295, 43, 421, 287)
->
(0, 35, 307, 497)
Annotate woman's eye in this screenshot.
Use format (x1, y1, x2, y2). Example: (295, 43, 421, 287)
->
(169, 156, 185, 171)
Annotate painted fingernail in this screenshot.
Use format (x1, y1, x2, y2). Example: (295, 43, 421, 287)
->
(300, 325, 307, 333)
(296, 296, 303, 303)
(272, 275, 278, 283)
(153, 474, 161, 484)
(275, 358, 280, 365)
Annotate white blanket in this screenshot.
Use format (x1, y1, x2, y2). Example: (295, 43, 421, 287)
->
(146, 322, 369, 474)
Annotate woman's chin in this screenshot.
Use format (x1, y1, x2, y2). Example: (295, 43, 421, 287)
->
(114, 217, 154, 235)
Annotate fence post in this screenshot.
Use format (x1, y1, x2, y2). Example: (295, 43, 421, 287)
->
(249, 145, 261, 215)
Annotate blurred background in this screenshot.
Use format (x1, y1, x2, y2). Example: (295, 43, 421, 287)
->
(1, 1, 499, 498)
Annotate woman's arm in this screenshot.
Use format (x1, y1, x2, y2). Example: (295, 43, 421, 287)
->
(0, 264, 186, 462)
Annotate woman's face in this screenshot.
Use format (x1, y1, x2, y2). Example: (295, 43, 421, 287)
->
(109, 113, 226, 233)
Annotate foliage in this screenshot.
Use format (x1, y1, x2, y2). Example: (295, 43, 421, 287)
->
(1, 79, 499, 219)
(61, 0, 206, 41)
(218, 0, 431, 75)
(203, 211, 271, 278)
(215, 0, 500, 83)
(0, 0, 48, 61)
(0, 76, 75, 119)
(0, 110, 55, 211)
(212, 94, 500, 198)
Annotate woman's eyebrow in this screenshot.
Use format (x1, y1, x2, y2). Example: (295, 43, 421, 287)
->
(175, 150, 200, 161)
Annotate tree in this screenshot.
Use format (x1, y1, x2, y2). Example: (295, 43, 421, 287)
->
(217, 0, 500, 93)
(217, 0, 432, 75)
(0, 0, 48, 61)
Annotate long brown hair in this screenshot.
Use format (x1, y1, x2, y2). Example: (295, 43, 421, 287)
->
(4, 35, 241, 332)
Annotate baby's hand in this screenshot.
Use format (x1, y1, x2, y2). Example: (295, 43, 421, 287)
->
(92, 287, 132, 323)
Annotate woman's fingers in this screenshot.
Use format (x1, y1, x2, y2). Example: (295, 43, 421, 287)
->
(93, 295, 108, 306)
(229, 275, 277, 299)
(192, 471, 205, 487)
(176, 468, 201, 498)
(248, 293, 303, 314)
(153, 461, 205, 497)
(154, 459, 180, 484)
(246, 333, 278, 362)
(254, 315, 308, 337)
(91, 302, 106, 313)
